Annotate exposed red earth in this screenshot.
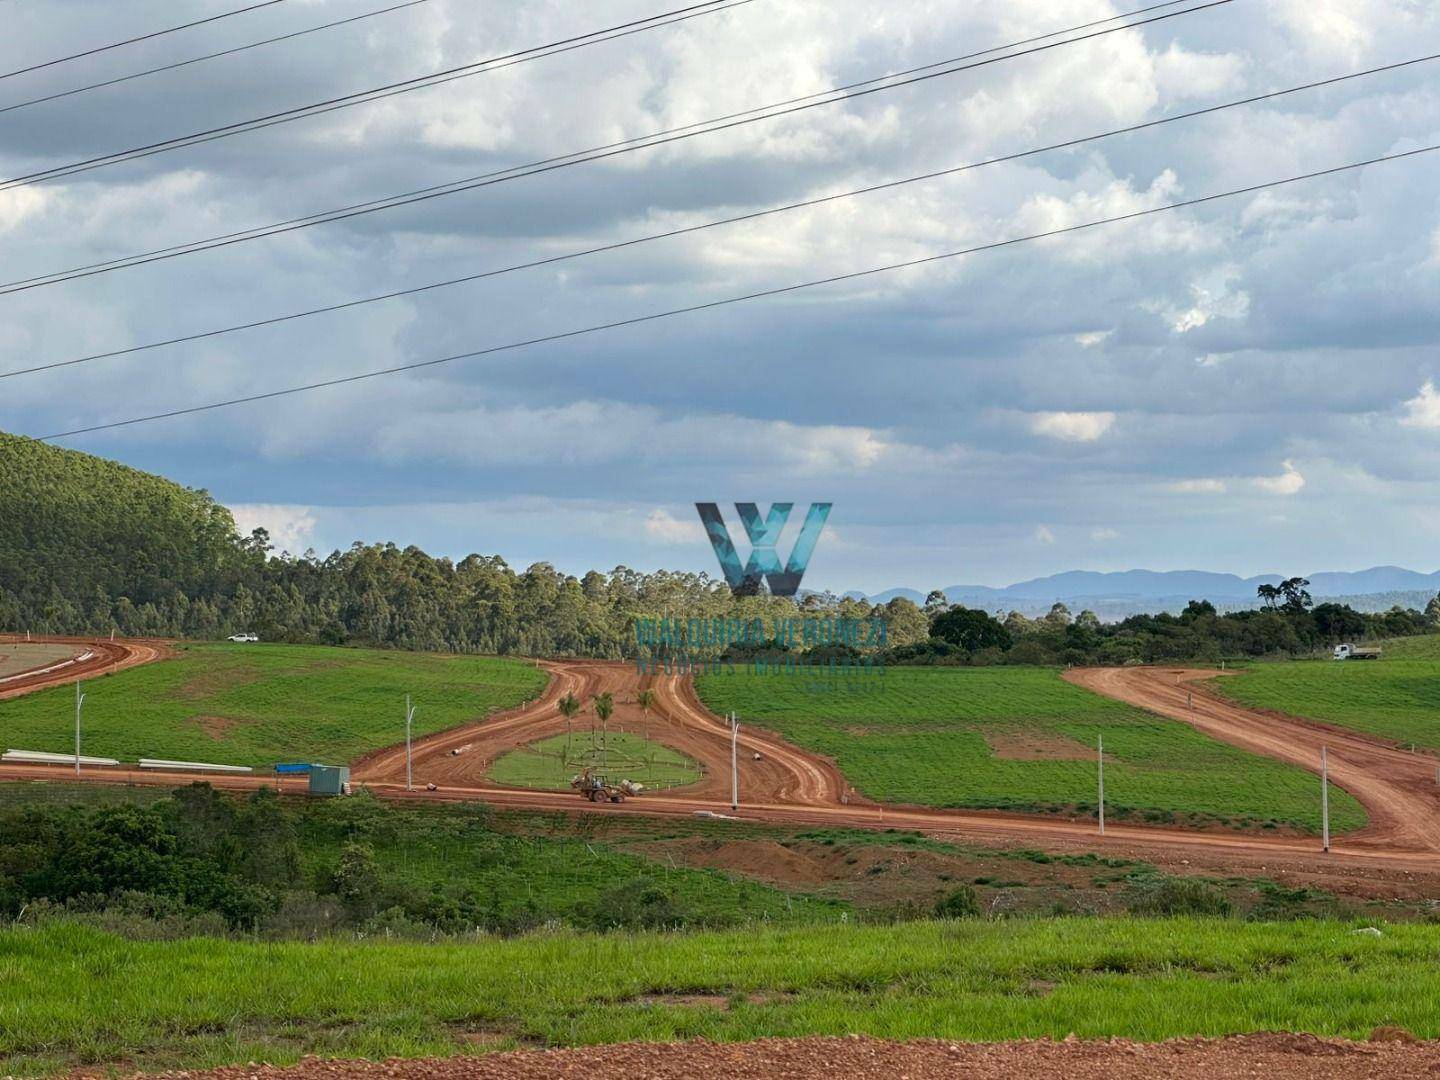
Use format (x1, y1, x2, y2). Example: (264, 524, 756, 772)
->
(114, 1033, 1440, 1080)
(3, 642, 1439, 895)
(1064, 666, 1440, 854)
(0, 634, 168, 700)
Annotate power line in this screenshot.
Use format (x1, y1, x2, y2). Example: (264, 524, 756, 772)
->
(0, 1, 435, 118)
(0, 1, 289, 83)
(37, 141, 1440, 442)
(8, 52, 1432, 383)
(0, 0, 1232, 293)
(0, 0, 753, 192)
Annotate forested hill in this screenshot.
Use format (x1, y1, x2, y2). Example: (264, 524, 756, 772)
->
(0, 432, 248, 630)
(0, 432, 923, 653)
(5, 434, 1427, 664)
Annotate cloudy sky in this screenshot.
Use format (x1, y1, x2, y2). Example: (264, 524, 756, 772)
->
(2, 0, 1439, 593)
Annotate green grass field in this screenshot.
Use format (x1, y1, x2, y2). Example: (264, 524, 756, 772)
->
(489, 731, 702, 792)
(0, 643, 547, 768)
(3, 917, 1437, 1075)
(1219, 654, 1440, 752)
(696, 667, 1363, 832)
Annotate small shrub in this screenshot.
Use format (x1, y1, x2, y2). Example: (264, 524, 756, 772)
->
(934, 885, 981, 919)
(1126, 877, 1231, 917)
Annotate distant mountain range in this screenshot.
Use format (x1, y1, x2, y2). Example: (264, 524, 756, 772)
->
(847, 566, 1440, 620)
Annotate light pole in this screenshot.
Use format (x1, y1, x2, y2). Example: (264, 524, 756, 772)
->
(729, 712, 740, 812)
(74, 681, 86, 776)
(405, 695, 417, 792)
(1097, 734, 1105, 836)
(1321, 746, 1330, 853)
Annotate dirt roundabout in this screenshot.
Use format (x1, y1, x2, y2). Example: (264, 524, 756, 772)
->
(348, 660, 855, 806)
(4, 641, 1440, 893)
(119, 1033, 1440, 1079)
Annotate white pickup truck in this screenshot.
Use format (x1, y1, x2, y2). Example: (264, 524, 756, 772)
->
(1333, 643, 1380, 661)
(226, 633, 260, 643)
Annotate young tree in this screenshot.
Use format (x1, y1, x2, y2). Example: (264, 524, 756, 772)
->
(593, 691, 614, 752)
(557, 693, 582, 722)
(635, 688, 656, 739)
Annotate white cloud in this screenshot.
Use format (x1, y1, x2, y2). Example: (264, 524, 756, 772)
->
(1075, 330, 1113, 348)
(1091, 527, 1120, 542)
(1033, 525, 1056, 545)
(644, 508, 703, 545)
(227, 504, 319, 554)
(1168, 478, 1228, 495)
(1029, 411, 1116, 443)
(1251, 461, 1306, 496)
(0, 188, 47, 234)
(1400, 381, 1440, 429)
(1157, 266, 1251, 334)
(1274, 0, 1375, 62)
(1151, 43, 1245, 100)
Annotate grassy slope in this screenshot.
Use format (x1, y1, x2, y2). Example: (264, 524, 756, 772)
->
(1220, 650, 1440, 752)
(0, 643, 547, 768)
(489, 732, 702, 792)
(3, 918, 1438, 1074)
(293, 795, 835, 930)
(696, 667, 1363, 831)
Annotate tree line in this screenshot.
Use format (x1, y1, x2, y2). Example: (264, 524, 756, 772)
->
(3, 432, 1435, 663)
(905, 578, 1440, 666)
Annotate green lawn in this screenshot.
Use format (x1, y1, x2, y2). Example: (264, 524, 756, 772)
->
(3, 917, 1438, 1075)
(489, 731, 703, 792)
(1219, 655, 1440, 752)
(0, 643, 547, 769)
(696, 667, 1362, 832)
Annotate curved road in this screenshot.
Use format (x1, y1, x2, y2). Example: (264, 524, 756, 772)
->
(3, 643, 1438, 888)
(1065, 665, 1440, 854)
(0, 635, 167, 701)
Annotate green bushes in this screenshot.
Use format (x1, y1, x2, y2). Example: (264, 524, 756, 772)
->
(934, 885, 981, 919)
(0, 785, 836, 938)
(1125, 876, 1232, 917)
(1, 786, 295, 929)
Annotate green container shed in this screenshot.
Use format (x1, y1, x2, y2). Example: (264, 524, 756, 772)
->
(308, 765, 351, 796)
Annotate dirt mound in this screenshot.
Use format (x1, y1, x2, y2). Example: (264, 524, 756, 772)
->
(655, 839, 828, 885)
(128, 1033, 1440, 1079)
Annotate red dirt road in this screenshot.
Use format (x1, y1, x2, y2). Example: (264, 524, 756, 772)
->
(0, 635, 167, 701)
(4, 645, 1439, 891)
(130, 1033, 1440, 1079)
(1065, 667, 1440, 854)
(347, 660, 1440, 892)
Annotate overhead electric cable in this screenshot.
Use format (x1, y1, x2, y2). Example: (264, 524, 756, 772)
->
(0, 1, 289, 83)
(0, 0, 1233, 292)
(0, 0, 754, 192)
(5, 51, 1432, 382)
(36, 141, 1440, 442)
(0, 1, 435, 117)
